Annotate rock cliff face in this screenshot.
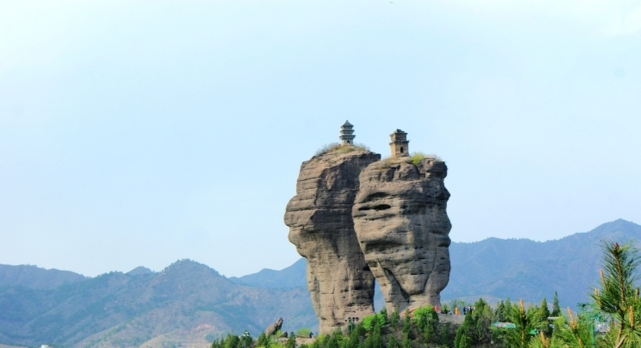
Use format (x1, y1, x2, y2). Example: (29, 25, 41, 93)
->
(352, 156, 451, 313)
(284, 146, 381, 334)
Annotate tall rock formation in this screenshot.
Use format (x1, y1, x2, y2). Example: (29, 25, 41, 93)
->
(352, 155, 451, 313)
(284, 145, 381, 334)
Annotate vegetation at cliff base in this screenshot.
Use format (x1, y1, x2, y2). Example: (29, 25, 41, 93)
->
(211, 241, 641, 348)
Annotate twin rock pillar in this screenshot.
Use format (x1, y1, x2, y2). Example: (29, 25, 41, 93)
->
(285, 148, 451, 334)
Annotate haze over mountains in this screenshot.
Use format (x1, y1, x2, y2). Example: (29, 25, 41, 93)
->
(1, 219, 638, 348)
(0, 261, 315, 348)
(444, 218, 641, 306)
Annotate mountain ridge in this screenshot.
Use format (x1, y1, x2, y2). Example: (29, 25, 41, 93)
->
(234, 219, 641, 309)
(0, 259, 315, 348)
(1, 219, 639, 347)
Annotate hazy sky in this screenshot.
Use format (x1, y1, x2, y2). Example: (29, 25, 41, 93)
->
(1, 0, 640, 278)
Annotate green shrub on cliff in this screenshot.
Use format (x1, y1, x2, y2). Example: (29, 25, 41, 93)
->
(407, 152, 441, 166)
(315, 143, 370, 156)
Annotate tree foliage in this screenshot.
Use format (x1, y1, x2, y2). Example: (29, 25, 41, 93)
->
(209, 241, 641, 348)
(592, 242, 641, 348)
(501, 299, 546, 348)
(454, 299, 493, 348)
(551, 292, 562, 317)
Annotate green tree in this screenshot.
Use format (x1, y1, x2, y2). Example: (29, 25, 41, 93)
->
(401, 332, 411, 348)
(502, 299, 544, 348)
(362, 313, 386, 332)
(540, 298, 550, 319)
(543, 309, 593, 348)
(363, 321, 383, 348)
(591, 242, 641, 348)
(224, 334, 241, 348)
(535, 298, 551, 336)
(389, 310, 400, 327)
(256, 333, 270, 348)
(529, 331, 556, 348)
(285, 334, 296, 348)
(504, 298, 512, 314)
(440, 322, 454, 348)
(495, 300, 508, 322)
(414, 304, 438, 342)
(344, 324, 361, 348)
(380, 307, 388, 322)
(402, 310, 412, 336)
(453, 298, 493, 347)
(529, 241, 641, 348)
(324, 331, 342, 348)
(372, 321, 383, 348)
(551, 291, 562, 317)
(454, 314, 474, 348)
(387, 336, 399, 348)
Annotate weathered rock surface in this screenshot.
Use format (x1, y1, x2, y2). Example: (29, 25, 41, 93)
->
(265, 317, 284, 336)
(352, 156, 451, 313)
(284, 146, 381, 334)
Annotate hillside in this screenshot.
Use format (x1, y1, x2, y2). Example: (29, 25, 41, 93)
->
(231, 258, 307, 289)
(0, 260, 315, 348)
(443, 218, 641, 307)
(0, 264, 87, 289)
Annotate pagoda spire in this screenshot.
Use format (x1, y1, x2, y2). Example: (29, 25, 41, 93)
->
(339, 120, 355, 145)
(389, 129, 409, 157)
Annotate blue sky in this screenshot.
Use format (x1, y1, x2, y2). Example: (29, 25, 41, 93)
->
(1, 0, 640, 277)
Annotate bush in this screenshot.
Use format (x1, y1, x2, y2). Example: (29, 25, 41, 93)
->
(362, 313, 386, 331)
(407, 152, 441, 166)
(315, 143, 342, 156)
(315, 143, 370, 156)
(295, 328, 311, 337)
(413, 305, 437, 321)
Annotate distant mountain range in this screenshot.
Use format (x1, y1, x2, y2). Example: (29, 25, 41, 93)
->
(1, 219, 639, 347)
(443, 218, 641, 307)
(0, 260, 315, 348)
(229, 258, 306, 289)
(235, 219, 640, 309)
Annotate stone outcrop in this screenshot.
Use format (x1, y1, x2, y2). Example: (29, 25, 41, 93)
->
(284, 146, 381, 334)
(265, 317, 283, 336)
(352, 156, 451, 313)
